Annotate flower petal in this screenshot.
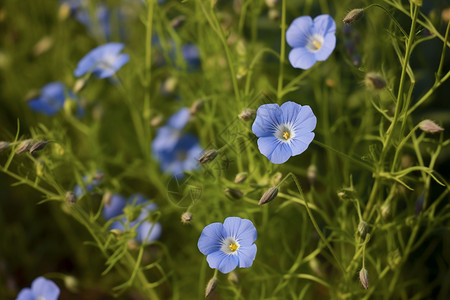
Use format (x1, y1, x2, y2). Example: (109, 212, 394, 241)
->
(252, 104, 282, 137)
(257, 136, 280, 159)
(312, 14, 336, 36)
(293, 105, 317, 132)
(206, 251, 239, 273)
(168, 107, 190, 130)
(288, 48, 317, 70)
(16, 288, 34, 300)
(289, 132, 315, 156)
(102, 194, 127, 220)
(280, 101, 302, 124)
(238, 244, 257, 268)
(286, 16, 313, 48)
(137, 222, 162, 243)
(314, 33, 336, 61)
(236, 221, 257, 246)
(268, 142, 292, 164)
(31, 277, 60, 300)
(198, 223, 226, 255)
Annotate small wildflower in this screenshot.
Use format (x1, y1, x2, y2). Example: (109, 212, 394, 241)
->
(343, 8, 364, 24)
(365, 72, 387, 90)
(205, 277, 217, 298)
(198, 217, 257, 274)
(286, 14, 336, 69)
(181, 212, 193, 224)
(419, 120, 444, 133)
(102, 193, 127, 221)
(359, 268, 369, 289)
(74, 43, 129, 79)
(224, 188, 244, 199)
(252, 102, 317, 164)
(259, 186, 278, 205)
(27, 82, 68, 116)
(234, 172, 248, 184)
(0, 141, 9, 152)
(16, 139, 33, 154)
(238, 108, 256, 121)
(199, 150, 218, 165)
(16, 277, 60, 300)
(29, 141, 51, 154)
(65, 191, 76, 205)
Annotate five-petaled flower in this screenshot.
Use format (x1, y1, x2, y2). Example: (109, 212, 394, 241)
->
(16, 276, 60, 300)
(198, 217, 257, 274)
(27, 82, 69, 116)
(286, 14, 336, 69)
(252, 101, 317, 164)
(74, 42, 129, 79)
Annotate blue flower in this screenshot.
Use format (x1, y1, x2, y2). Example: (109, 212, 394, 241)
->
(286, 14, 336, 69)
(74, 43, 129, 79)
(27, 82, 67, 116)
(181, 44, 201, 70)
(152, 107, 191, 152)
(198, 217, 257, 274)
(16, 277, 60, 300)
(73, 172, 103, 198)
(252, 101, 317, 164)
(102, 194, 127, 220)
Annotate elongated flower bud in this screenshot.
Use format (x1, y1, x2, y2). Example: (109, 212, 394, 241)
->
(16, 139, 33, 154)
(181, 212, 193, 224)
(0, 141, 9, 152)
(358, 220, 369, 238)
(234, 172, 248, 184)
(228, 271, 239, 284)
(29, 141, 51, 154)
(238, 108, 255, 121)
(65, 191, 76, 205)
(199, 150, 218, 165)
(258, 187, 278, 205)
(190, 99, 205, 115)
(419, 120, 444, 133)
(224, 188, 244, 199)
(205, 277, 217, 298)
(359, 268, 369, 289)
(343, 8, 364, 24)
(307, 165, 317, 185)
(365, 72, 386, 90)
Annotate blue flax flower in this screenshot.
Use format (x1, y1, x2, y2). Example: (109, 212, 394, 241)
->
(252, 101, 317, 164)
(73, 171, 103, 198)
(74, 43, 129, 79)
(16, 277, 60, 300)
(152, 107, 191, 152)
(286, 14, 336, 69)
(102, 194, 127, 220)
(28, 82, 67, 116)
(198, 217, 257, 274)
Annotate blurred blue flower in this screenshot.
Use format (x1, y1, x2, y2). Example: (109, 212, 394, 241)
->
(28, 82, 67, 116)
(102, 194, 127, 220)
(286, 14, 336, 69)
(74, 172, 103, 198)
(198, 217, 257, 274)
(152, 107, 191, 152)
(252, 101, 317, 164)
(181, 44, 201, 70)
(110, 194, 162, 244)
(74, 43, 129, 79)
(155, 134, 203, 179)
(16, 277, 60, 300)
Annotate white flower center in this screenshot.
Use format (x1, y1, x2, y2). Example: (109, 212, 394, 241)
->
(37, 297, 46, 300)
(275, 123, 295, 142)
(220, 237, 240, 255)
(306, 34, 324, 52)
(98, 54, 118, 71)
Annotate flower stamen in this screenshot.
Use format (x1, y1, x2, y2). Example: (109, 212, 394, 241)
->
(229, 243, 239, 252)
(283, 131, 290, 140)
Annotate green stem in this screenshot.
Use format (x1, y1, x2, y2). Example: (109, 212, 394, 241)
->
(437, 20, 450, 81)
(276, 0, 286, 102)
(143, 0, 155, 122)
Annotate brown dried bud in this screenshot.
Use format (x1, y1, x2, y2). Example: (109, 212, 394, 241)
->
(190, 99, 205, 115)
(419, 120, 444, 133)
(238, 108, 255, 121)
(0, 141, 10, 152)
(234, 172, 248, 184)
(16, 139, 33, 154)
(343, 8, 364, 24)
(224, 188, 244, 199)
(258, 187, 278, 205)
(181, 212, 193, 224)
(199, 150, 218, 165)
(205, 277, 217, 298)
(29, 141, 51, 154)
(359, 268, 369, 289)
(65, 191, 76, 205)
(365, 72, 386, 90)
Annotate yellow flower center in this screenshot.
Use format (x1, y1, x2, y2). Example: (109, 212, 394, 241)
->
(228, 242, 239, 252)
(312, 40, 322, 50)
(283, 131, 290, 140)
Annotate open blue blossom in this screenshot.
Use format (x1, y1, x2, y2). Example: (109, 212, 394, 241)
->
(286, 14, 336, 69)
(152, 107, 191, 152)
(252, 101, 317, 164)
(16, 277, 60, 300)
(74, 43, 129, 79)
(27, 82, 66, 116)
(102, 194, 127, 220)
(73, 171, 103, 198)
(198, 217, 257, 274)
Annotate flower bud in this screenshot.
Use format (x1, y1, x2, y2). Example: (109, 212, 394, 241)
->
(358, 220, 369, 238)
(442, 8, 450, 23)
(307, 165, 317, 185)
(64, 275, 79, 293)
(199, 150, 218, 165)
(271, 172, 282, 185)
(150, 114, 164, 127)
(102, 191, 113, 206)
(58, 3, 71, 21)
(419, 120, 444, 133)
(228, 271, 239, 284)
(359, 268, 369, 289)
(258, 186, 278, 205)
(33, 36, 53, 57)
(127, 239, 139, 250)
(0, 141, 9, 152)
(234, 172, 248, 184)
(268, 9, 280, 21)
(65, 191, 76, 205)
(343, 8, 364, 24)
(29, 141, 51, 154)
(110, 228, 122, 238)
(238, 108, 255, 121)
(205, 277, 217, 298)
(265, 0, 278, 7)
(190, 99, 205, 115)
(365, 72, 386, 90)
(381, 201, 391, 219)
(161, 77, 178, 96)
(170, 15, 186, 28)
(181, 212, 193, 224)
(16, 139, 33, 154)
(73, 78, 87, 93)
(224, 188, 244, 199)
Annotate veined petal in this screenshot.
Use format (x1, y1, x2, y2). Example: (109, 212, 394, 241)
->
(238, 244, 257, 268)
(206, 250, 227, 269)
(314, 33, 336, 61)
(217, 253, 239, 274)
(293, 105, 317, 132)
(257, 136, 280, 159)
(312, 14, 336, 36)
(31, 277, 60, 300)
(280, 101, 302, 124)
(268, 142, 292, 164)
(288, 48, 317, 70)
(286, 16, 313, 48)
(137, 222, 162, 243)
(198, 223, 226, 255)
(252, 104, 282, 137)
(111, 53, 129, 72)
(289, 132, 314, 155)
(223, 217, 257, 246)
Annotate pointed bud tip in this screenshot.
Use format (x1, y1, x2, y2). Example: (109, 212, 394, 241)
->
(419, 120, 444, 133)
(205, 277, 217, 298)
(258, 187, 278, 205)
(343, 8, 364, 25)
(359, 268, 369, 289)
(199, 150, 218, 165)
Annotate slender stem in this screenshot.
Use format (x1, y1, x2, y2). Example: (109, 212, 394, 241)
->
(437, 20, 450, 81)
(143, 0, 155, 121)
(276, 0, 286, 102)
